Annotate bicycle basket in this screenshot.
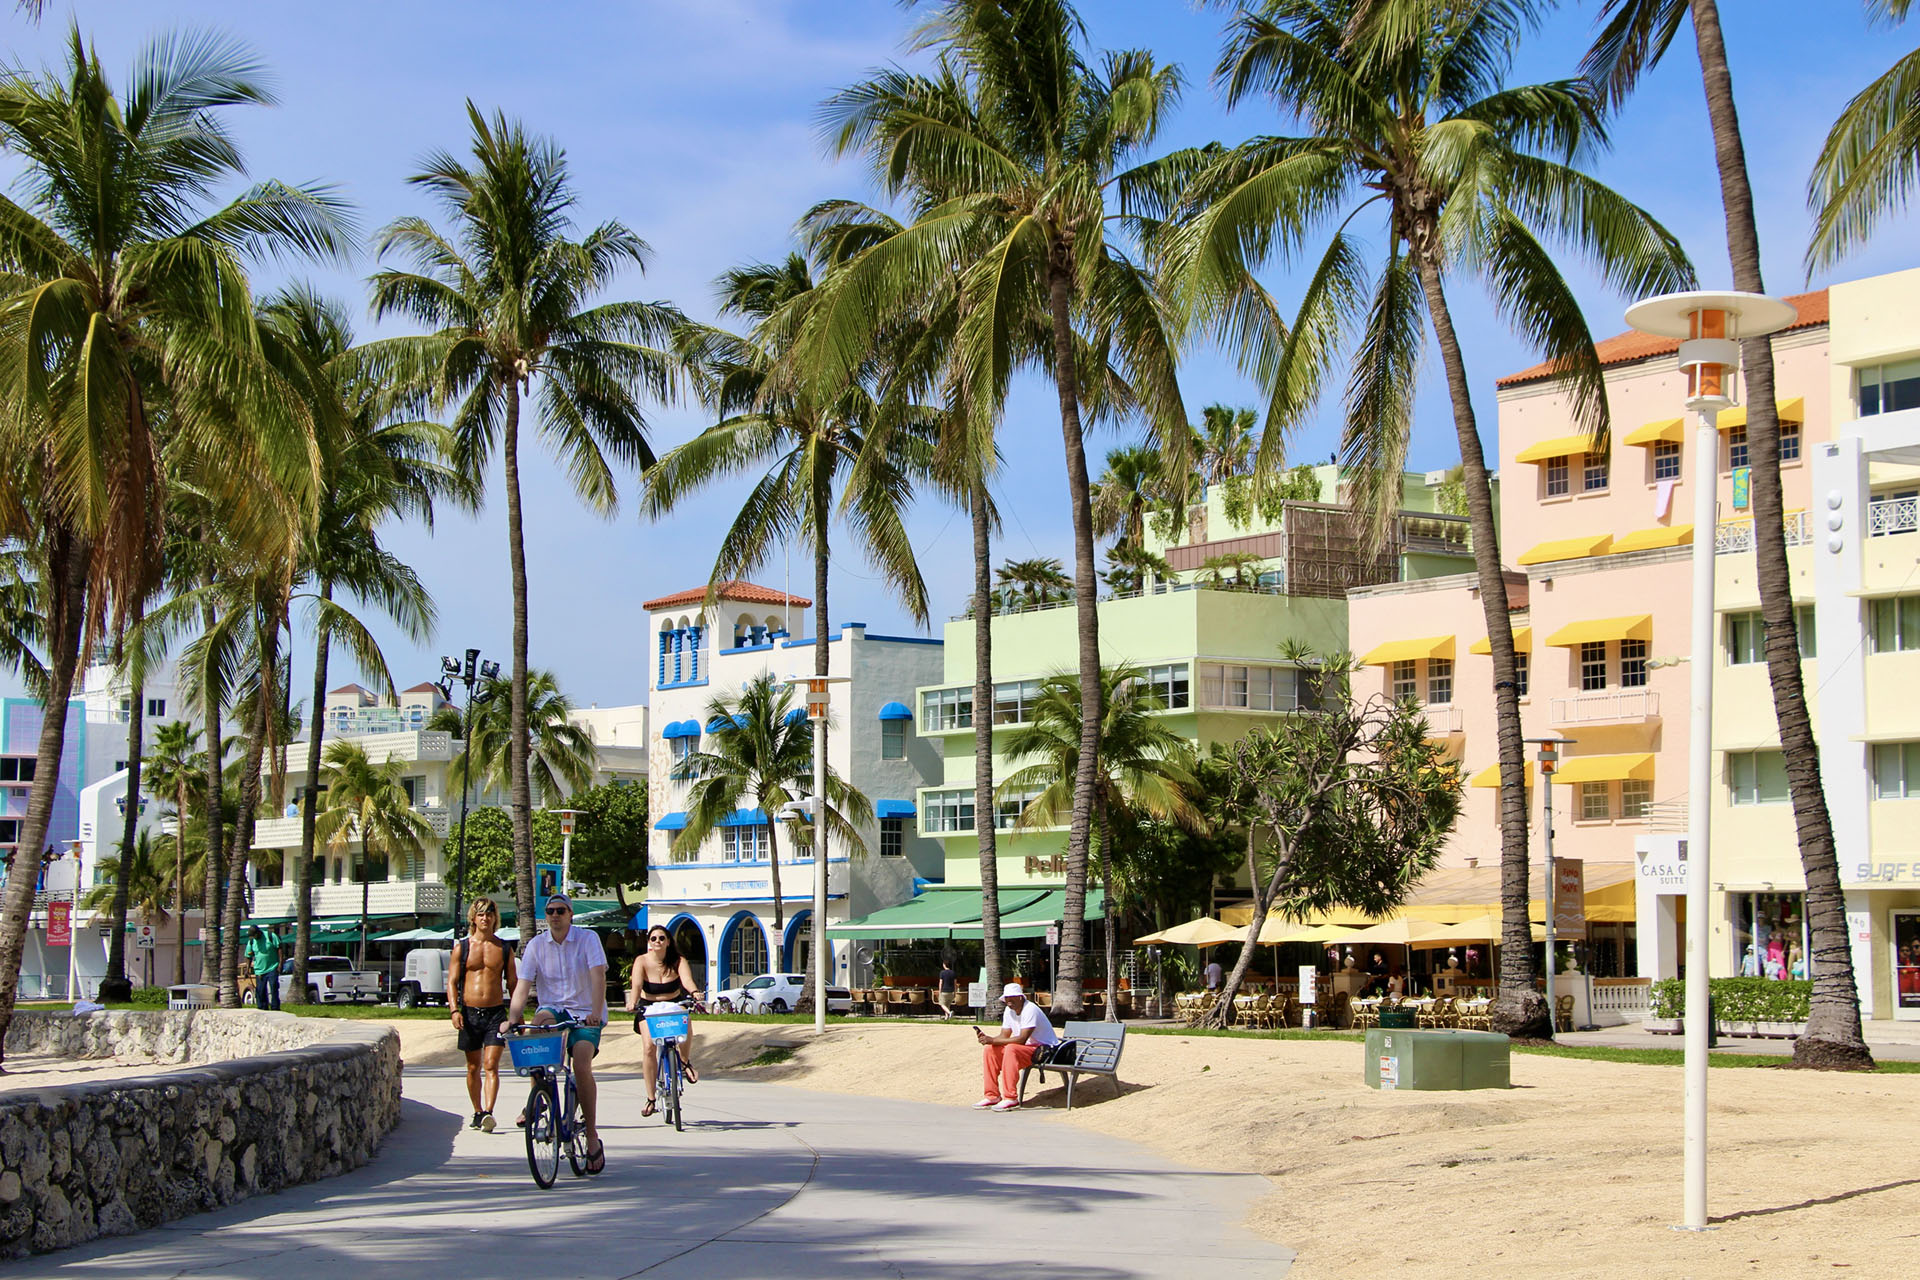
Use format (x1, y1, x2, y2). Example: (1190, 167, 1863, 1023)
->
(644, 1010, 690, 1041)
(506, 1028, 566, 1075)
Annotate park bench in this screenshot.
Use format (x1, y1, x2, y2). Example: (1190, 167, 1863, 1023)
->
(1016, 1020, 1125, 1111)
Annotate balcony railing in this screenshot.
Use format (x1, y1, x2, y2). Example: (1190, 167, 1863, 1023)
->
(253, 804, 452, 851)
(1868, 493, 1918, 538)
(1421, 705, 1464, 735)
(1715, 511, 1810, 554)
(250, 880, 448, 918)
(1550, 690, 1661, 724)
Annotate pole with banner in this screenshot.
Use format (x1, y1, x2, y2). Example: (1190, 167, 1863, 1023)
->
(554, 810, 581, 895)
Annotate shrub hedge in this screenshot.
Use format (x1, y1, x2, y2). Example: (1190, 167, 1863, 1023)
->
(1648, 976, 1811, 1022)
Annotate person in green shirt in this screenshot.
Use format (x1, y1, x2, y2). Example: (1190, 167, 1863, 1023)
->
(246, 926, 282, 1010)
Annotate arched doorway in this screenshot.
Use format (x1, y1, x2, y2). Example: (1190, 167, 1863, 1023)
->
(782, 911, 834, 978)
(719, 911, 770, 989)
(667, 913, 707, 990)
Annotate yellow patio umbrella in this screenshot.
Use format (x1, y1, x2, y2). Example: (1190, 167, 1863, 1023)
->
(1328, 918, 1456, 946)
(1418, 913, 1546, 947)
(1132, 916, 1243, 947)
(1256, 918, 1357, 945)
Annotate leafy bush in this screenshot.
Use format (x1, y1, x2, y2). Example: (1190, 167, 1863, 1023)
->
(1648, 977, 1809, 1022)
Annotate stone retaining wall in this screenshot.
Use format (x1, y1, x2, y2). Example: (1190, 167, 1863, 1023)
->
(0, 1010, 402, 1258)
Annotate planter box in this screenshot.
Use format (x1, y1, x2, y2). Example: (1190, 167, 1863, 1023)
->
(1754, 1021, 1805, 1039)
(1642, 1016, 1681, 1034)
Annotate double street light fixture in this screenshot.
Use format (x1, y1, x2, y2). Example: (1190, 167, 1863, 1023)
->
(1623, 290, 1796, 1233)
(438, 648, 500, 939)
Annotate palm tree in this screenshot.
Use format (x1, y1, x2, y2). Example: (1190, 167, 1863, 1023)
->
(1809, 3, 1920, 267)
(1103, 543, 1172, 595)
(998, 665, 1202, 1018)
(368, 104, 682, 935)
(0, 29, 344, 1047)
(454, 670, 595, 806)
(260, 286, 452, 1002)
(1167, 0, 1694, 1036)
(142, 720, 203, 984)
(819, 0, 1194, 1015)
(1586, 0, 1872, 1068)
(83, 832, 172, 987)
(674, 675, 872, 934)
(1196, 404, 1258, 486)
(1092, 445, 1170, 550)
(315, 739, 433, 971)
(996, 557, 1073, 611)
(1198, 550, 1265, 588)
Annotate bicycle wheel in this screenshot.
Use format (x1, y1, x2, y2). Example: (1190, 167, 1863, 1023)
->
(664, 1046, 684, 1133)
(564, 1076, 589, 1178)
(524, 1076, 560, 1189)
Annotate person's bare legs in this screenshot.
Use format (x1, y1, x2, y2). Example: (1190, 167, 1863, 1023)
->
(480, 1044, 504, 1116)
(464, 1049, 484, 1114)
(573, 1039, 599, 1153)
(639, 1026, 659, 1106)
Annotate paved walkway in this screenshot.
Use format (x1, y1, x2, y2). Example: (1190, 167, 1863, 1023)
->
(1556, 1016, 1920, 1061)
(29, 1067, 1292, 1279)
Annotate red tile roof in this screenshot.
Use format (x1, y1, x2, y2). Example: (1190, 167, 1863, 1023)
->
(641, 580, 813, 611)
(402, 682, 442, 695)
(1496, 289, 1830, 388)
(327, 683, 371, 697)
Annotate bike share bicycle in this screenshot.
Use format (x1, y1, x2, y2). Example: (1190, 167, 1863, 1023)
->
(506, 1018, 590, 1186)
(637, 998, 700, 1132)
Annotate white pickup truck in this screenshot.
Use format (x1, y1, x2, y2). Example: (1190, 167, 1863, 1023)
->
(287, 955, 382, 1004)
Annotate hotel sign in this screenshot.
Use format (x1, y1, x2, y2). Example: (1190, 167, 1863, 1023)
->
(1852, 862, 1920, 886)
(1554, 859, 1586, 940)
(1023, 855, 1067, 876)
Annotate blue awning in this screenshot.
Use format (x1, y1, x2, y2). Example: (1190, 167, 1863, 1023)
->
(783, 708, 808, 726)
(705, 716, 730, 734)
(654, 811, 689, 831)
(716, 807, 769, 827)
(662, 720, 699, 740)
(875, 799, 916, 819)
(877, 701, 913, 721)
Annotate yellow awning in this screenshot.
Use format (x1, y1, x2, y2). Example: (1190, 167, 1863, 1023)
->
(1516, 533, 1612, 565)
(1584, 878, 1637, 923)
(1469, 626, 1531, 655)
(1547, 752, 1654, 784)
(1514, 434, 1599, 464)
(1623, 417, 1685, 447)
(1358, 635, 1455, 666)
(1543, 614, 1651, 647)
(1609, 525, 1694, 554)
(1716, 397, 1805, 430)
(1470, 762, 1534, 788)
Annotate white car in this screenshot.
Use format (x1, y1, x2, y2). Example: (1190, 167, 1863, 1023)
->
(712, 973, 850, 1015)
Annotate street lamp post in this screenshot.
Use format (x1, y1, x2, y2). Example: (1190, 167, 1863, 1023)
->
(783, 672, 850, 1035)
(1623, 290, 1796, 1232)
(440, 648, 500, 939)
(554, 810, 582, 895)
(1526, 737, 1576, 1039)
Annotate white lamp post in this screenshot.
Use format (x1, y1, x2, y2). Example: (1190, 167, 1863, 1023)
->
(1526, 737, 1575, 1036)
(1623, 290, 1796, 1232)
(554, 809, 582, 896)
(783, 672, 850, 1035)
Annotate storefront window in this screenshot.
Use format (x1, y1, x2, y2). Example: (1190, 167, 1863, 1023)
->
(1734, 892, 1808, 981)
(1894, 911, 1920, 1014)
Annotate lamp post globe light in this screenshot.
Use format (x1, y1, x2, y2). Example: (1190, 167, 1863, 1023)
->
(1622, 291, 1796, 1232)
(440, 648, 499, 939)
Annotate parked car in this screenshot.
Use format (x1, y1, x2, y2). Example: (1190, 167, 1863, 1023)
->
(711, 973, 850, 1015)
(288, 955, 382, 1005)
(394, 947, 454, 1009)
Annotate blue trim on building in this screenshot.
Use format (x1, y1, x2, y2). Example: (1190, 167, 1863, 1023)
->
(653, 812, 689, 831)
(780, 910, 833, 973)
(649, 856, 851, 872)
(875, 799, 916, 819)
(716, 807, 770, 827)
(862, 634, 944, 646)
(718, 642, 777, 655)
(658, 678, 710, 691)
(717, 909, 766, 990)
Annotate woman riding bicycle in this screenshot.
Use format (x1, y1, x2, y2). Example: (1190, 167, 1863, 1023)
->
(625, 925, 704, 1117)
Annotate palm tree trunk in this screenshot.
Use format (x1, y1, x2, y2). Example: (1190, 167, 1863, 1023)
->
(502, 381, 537, 936)
(201, 584, 226, 994)
(0, 527, 90, 1061)
(1688, 0, 1870, 1070)
(104, 652, 144, 999)
(1098, 795, 1119, 1022)
(295, 588, 332, 1006)
(222, 600, 280, 1007)
(1410, 248, 1548, 1039)
(1047, 251, 1101, 1020)
(173, 778, 188, 986)
(972, 480, 1004, 1009)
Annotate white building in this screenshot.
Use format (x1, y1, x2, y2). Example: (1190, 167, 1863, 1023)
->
(642, 580, 946, 994)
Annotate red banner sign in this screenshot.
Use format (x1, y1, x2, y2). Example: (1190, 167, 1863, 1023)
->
(47, 900, 72, 947)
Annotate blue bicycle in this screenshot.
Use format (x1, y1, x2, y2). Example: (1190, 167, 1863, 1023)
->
(506, 1019, 589, 1187)
(642, 1001, 696, 1133)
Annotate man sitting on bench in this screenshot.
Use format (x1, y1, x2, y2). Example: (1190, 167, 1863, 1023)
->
(974, 982, 1056, 1113)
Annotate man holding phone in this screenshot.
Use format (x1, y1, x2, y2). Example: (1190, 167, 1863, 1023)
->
(973, 981, 1057, 1112)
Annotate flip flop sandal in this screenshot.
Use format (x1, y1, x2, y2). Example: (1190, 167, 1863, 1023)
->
(641, 1098, 657, 1118)
(585, 1142, 606, 1175)
(683, 1065, 699, 1085)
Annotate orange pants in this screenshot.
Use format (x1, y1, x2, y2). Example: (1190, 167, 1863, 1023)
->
(982, 1041, 1038, 1102)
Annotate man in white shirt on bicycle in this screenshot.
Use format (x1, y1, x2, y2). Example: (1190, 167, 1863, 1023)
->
(508, 893, 609, 1173)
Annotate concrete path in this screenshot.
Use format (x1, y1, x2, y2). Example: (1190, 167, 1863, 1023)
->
(1556, 1017, 1920, 1061)
(26, 1067, 1292, 1279)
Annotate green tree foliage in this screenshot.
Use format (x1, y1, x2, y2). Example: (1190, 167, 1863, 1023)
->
(562, 783, 651, 907)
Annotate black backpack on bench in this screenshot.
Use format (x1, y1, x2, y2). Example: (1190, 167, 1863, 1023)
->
(1035, 1038, 1077, 1067)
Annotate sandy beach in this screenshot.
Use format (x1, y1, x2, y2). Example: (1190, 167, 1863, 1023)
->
(394, 1016, 1919, 1278)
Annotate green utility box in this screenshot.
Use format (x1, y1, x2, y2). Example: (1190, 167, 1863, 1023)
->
(1364, 1028, 1511, 1091)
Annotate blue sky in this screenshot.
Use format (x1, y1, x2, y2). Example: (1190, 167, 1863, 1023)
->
(3, 1, 1914, 711)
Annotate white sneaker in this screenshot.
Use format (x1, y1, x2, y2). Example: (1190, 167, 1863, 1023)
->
(479, 1113, 496, 1133)
(973, 1097, 998, 1109)
(992, 1099, 1020, 1112)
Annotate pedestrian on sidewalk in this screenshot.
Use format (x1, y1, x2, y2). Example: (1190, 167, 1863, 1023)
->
(937, 958, 957, 1020)
(247, 926, 281, 1011)
(450, 896, 518, 1132)
(973, 982, 1057, 1112)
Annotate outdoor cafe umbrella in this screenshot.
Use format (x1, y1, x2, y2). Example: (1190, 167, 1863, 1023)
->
(1417, 913, 1546, 947)
(1133, 916, 1243, 948)
(1324, 918, 1455, 992)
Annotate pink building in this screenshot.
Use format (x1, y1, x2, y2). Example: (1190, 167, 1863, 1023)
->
(1346, 291, 1833, 978)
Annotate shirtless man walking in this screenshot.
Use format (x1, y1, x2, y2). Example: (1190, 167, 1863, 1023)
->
(450, 897, 517, 1131)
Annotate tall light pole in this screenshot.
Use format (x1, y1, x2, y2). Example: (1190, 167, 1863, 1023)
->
(1526, 737, 1575, 1039)
(785, 672, 849, 1035)
(554, 810, 581, 895)
(1623, 291, 1795, 1232)
(440, 648, 500, 939)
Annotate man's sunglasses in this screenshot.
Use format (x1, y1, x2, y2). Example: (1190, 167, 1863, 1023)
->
(545, 906, 571, 916)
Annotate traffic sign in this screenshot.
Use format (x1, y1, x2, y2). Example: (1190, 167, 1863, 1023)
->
(136, 924, 156, 949)
(1045, 923, 1060, 947)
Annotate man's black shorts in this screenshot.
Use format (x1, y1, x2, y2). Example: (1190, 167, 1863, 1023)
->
(458, 1004, 508, 1052)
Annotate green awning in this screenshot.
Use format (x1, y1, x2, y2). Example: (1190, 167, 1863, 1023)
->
(995, 888, 1105, 939)
(826, 888, 1052, 941)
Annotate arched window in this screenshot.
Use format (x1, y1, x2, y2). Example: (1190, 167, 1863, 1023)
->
(723, 914, 770, 987)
